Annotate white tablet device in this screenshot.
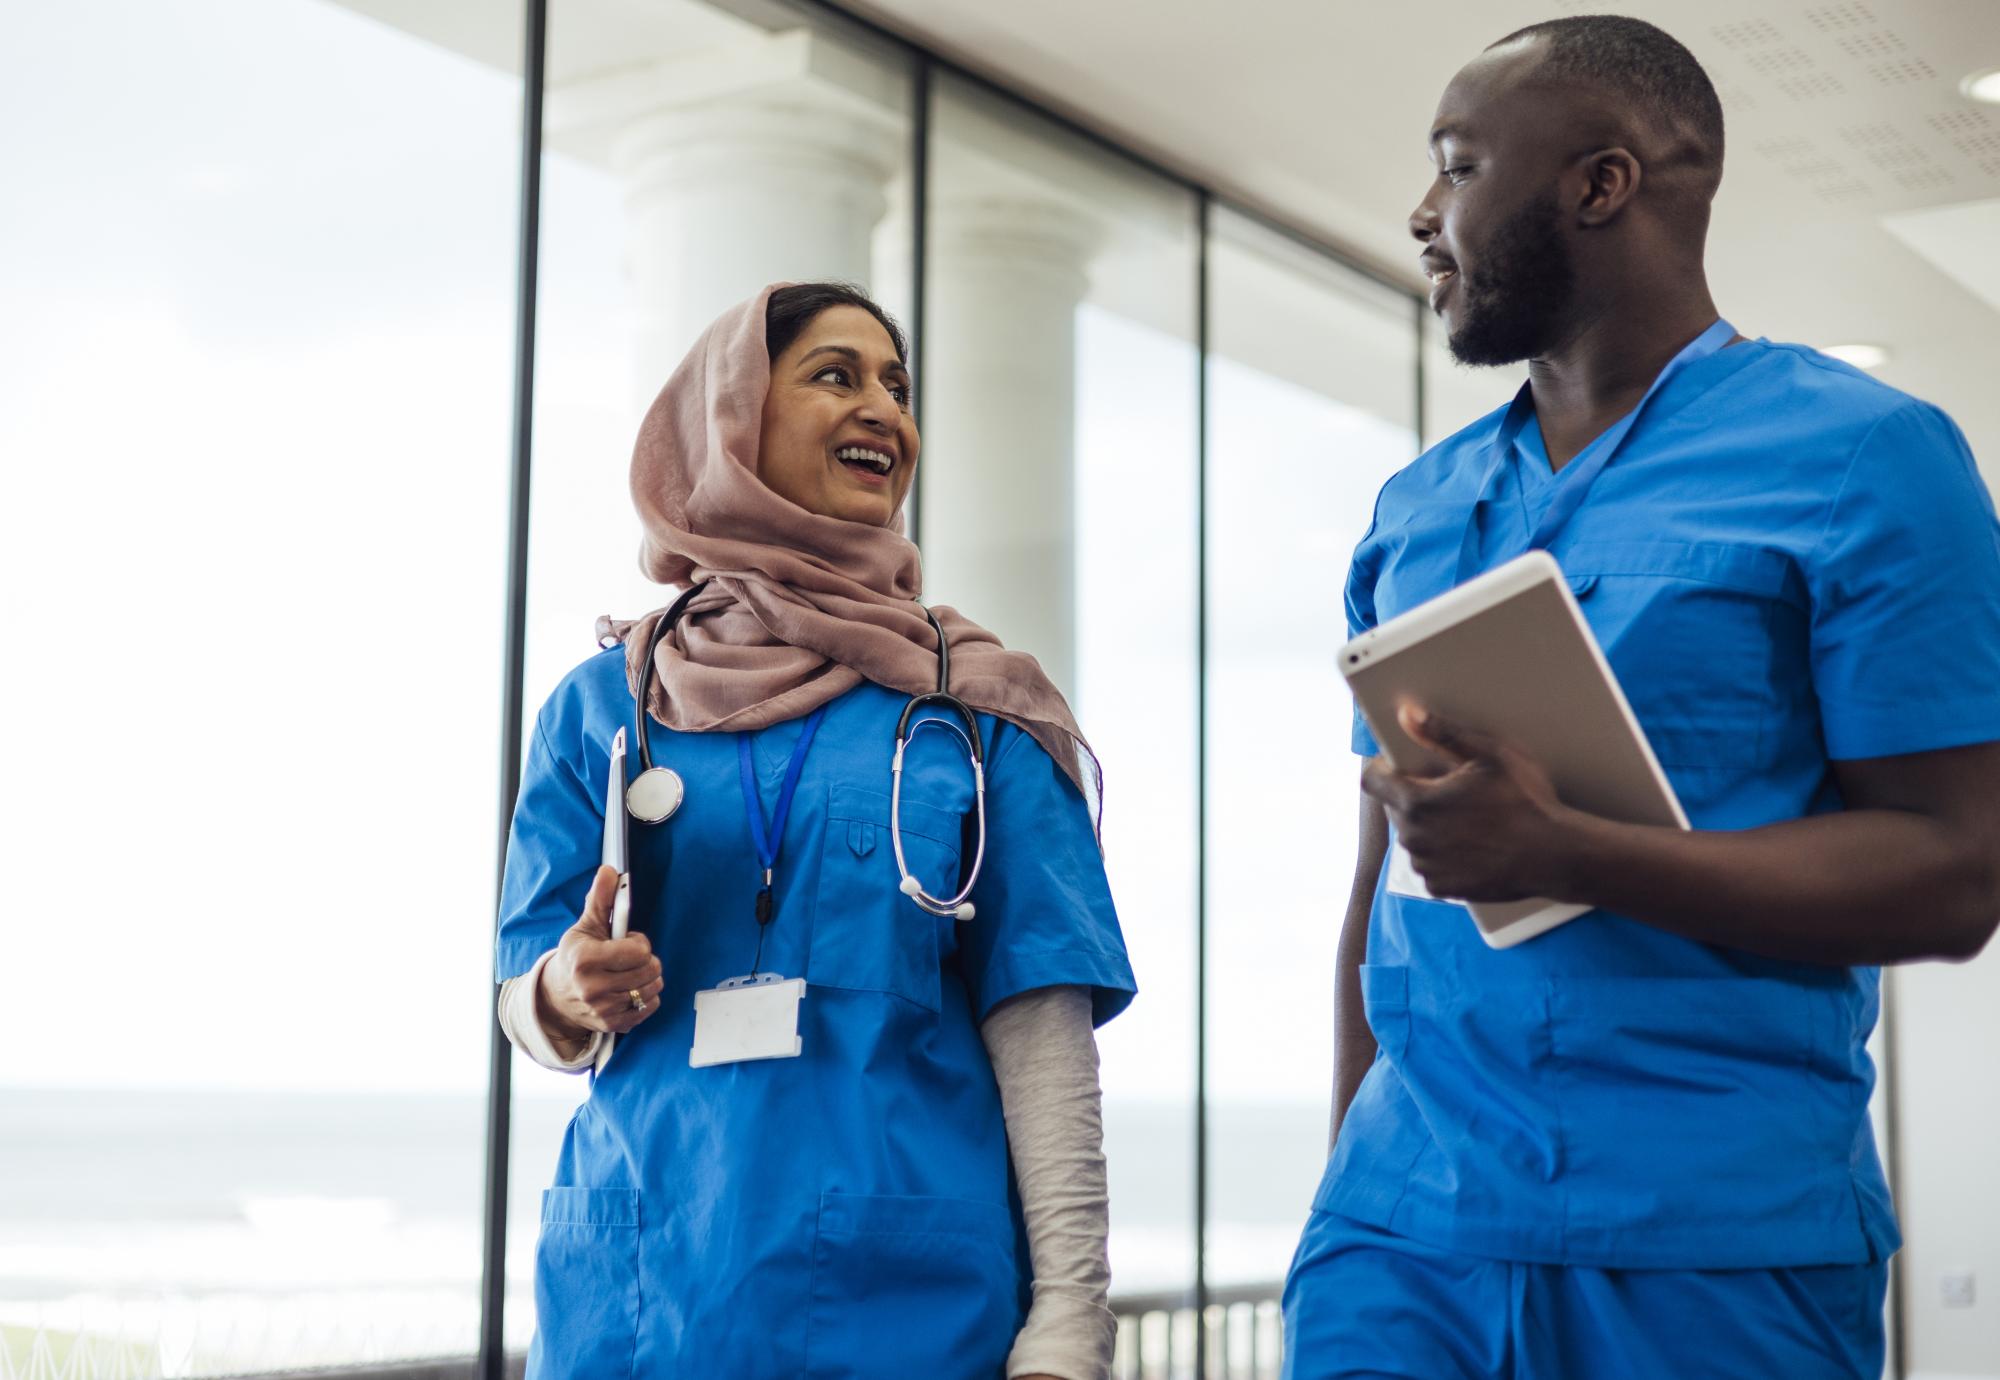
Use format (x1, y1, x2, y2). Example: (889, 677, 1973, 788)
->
(1339, 550, 1687, 948)
(595, 727, 633, 1075)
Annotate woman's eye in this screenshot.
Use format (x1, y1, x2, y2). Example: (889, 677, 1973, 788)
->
(814, 366, 851, 386)
(889, 383, 911, 407)
(1444, 166, 1474, 184)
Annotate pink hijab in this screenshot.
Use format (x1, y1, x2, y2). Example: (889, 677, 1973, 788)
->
(597, 284, 1102, 823)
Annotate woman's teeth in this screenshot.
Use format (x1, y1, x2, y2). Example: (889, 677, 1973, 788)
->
(836, 446, 893, 474)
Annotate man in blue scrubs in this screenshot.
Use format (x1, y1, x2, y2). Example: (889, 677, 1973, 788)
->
(1285, 15, 2000, 1379)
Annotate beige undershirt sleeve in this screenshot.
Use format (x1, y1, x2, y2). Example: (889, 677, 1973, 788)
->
(981, 984, 1116, 1380)
(497, 950, 602, 1072)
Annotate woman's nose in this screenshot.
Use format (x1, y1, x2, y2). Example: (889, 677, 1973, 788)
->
(855, 382, 899, 424)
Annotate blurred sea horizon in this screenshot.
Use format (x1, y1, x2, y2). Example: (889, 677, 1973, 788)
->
(1, 1086, 1324, 1373)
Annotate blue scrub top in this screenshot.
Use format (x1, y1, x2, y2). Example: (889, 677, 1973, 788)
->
(1322, 339, 2000, 1269)
(498, 650, 1135, 1379)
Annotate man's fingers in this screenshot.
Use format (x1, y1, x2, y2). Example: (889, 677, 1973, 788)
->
(1361, 758, 1419, 814)
(1397, 703, 1497, 766)
(1366, 755, 1465, 849)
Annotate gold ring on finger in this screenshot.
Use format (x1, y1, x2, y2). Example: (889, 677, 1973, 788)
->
(628, 989, 645, 1011)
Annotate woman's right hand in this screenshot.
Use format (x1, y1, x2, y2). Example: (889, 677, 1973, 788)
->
(535, 865, 665, 1041)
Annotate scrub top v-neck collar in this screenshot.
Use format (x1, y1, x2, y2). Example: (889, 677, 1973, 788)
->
(1515, 415, 1558, 491)
(748, 714, 809, 783)
(1455, 319, 1748, 585)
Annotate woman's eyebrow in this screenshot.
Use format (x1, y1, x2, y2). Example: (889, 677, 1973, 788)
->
(800, 343, 907, 379)
(799, 344, 862, 368)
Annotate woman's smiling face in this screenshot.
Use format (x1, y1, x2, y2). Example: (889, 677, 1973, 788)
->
(757, 305, 919, 527)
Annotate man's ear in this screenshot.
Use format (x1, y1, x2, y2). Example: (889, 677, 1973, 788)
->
(1575, 147, 1642, 227)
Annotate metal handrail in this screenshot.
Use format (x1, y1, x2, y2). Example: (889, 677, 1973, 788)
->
(1109, 1281, 1284, 1315)
(1111, 1283, 1285, 1380)
(222, 1361, 523, 1380)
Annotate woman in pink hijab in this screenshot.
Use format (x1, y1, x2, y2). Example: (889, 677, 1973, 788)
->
(494, 283, 1135, 1380)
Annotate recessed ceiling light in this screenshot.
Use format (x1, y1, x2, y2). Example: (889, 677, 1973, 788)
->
(1818, 342, 1890, 370)
(1963, 68, 2000, 104)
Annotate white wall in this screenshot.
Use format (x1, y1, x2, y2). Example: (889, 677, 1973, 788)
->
(1894, 949, 2000, 1380)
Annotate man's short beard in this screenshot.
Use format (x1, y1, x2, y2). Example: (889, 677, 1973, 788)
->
(1446, 192, 1577, 368)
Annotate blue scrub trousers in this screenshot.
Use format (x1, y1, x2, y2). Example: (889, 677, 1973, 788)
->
(1282, 1213, 1887, 1380)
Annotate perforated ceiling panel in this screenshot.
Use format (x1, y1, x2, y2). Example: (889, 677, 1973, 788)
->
(828, 0, 2000, 492)
(1474, 0, 1990, 214)
(1930, 108, 2000, 178)
(1698, 1, 1999, 213)
(1802, 1, 1881, 32)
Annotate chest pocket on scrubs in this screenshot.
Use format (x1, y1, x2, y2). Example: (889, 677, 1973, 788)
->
(808, 784, 961, 1013)
(1360, 963, 1411, 1059)
(1562, 540, 1802, 768)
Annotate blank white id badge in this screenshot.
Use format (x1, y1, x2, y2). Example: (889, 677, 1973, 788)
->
(690, 974, 805, 1068)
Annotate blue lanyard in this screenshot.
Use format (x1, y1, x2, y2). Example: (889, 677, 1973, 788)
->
(1455, 318, 1741, 585)
(737, 705, 828, 936)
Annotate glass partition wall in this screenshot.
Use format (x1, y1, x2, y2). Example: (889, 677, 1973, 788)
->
(1202, 207, 1420, 1303)
(0, 0, 523, 1372)
(924, 71, 1205, 1303)
(0, 0, 1433, 1375)
(503, 0, 919, 1350)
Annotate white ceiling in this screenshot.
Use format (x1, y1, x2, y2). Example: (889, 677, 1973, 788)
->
(841, 0, 2000, 479)
(337, 0, 2000, 476)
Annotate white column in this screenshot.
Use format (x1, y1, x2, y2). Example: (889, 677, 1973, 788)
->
(612, 94, 903, 397)
(553, 38, 906, 400)
(918, 195, 1097, 696)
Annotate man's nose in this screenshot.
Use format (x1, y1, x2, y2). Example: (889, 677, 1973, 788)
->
(1409, 193, 1440, 245)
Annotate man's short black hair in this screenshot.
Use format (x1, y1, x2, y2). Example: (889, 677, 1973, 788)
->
(1492, 14, 1725, 172)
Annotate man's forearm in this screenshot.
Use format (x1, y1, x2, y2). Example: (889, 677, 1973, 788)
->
(1557, 806, 1998, 965)
(1329, 910, 1376, 1146)
(1331, 795, 1389, 1147)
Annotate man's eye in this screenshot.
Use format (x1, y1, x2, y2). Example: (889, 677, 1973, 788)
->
(1444, 166, 1474, 184)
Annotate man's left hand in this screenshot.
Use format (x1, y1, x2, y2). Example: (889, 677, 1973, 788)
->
(1361, 703, 1586, 904)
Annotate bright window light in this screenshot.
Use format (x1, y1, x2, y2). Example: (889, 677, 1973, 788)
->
(1818, 342, 1890, 370)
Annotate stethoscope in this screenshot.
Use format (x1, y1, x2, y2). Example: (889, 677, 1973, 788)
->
(626, 582, 987, 921)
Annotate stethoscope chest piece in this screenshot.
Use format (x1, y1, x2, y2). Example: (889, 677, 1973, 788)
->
(626, 582, 709, 828)
(626, 765, 685, 825)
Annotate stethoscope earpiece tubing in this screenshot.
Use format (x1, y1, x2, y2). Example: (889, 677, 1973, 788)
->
(892, 603, 987, 918)
(635, 580, 709, 772)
